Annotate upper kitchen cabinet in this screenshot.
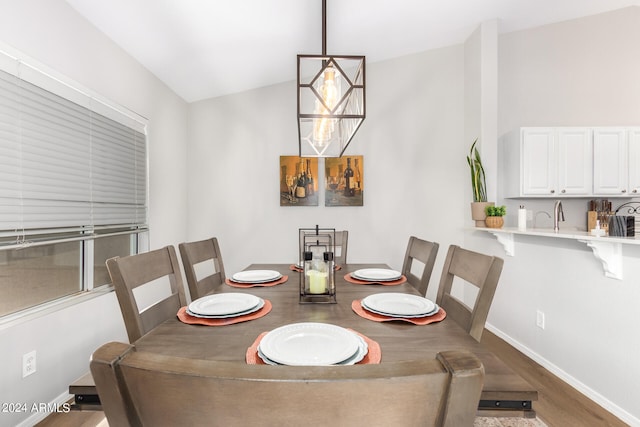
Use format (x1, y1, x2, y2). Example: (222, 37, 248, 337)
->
(500, 127, 592, 198)
(593, 127, 640, 196)
(626, 128, 640, 196)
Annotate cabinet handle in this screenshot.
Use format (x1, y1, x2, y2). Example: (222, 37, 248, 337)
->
(633, 189, 638, 194)
(550, 190, 555, 194)
(561, 189, 566, 194)
(621, 189, 627, 193)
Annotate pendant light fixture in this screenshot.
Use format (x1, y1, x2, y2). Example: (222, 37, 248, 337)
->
(297, 0, 365, 157)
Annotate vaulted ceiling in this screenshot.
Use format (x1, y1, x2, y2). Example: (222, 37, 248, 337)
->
(65, 0, 640, 102)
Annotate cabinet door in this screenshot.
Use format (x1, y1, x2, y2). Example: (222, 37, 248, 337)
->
(522, 128, 556, 195)
(629, 128, 640, 196)
(593, 128, 628, 195)
(557, 128, 592, 195)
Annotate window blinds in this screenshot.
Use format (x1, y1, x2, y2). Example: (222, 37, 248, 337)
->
(0, 55, 147, 237)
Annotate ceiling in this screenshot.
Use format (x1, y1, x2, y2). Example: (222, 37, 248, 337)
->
(65, 0, 640, 103)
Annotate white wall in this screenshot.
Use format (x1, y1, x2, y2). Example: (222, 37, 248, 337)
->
(0, 1, 188, 426)
(187, 45, 468, 305)
(469, 6, 640, 425)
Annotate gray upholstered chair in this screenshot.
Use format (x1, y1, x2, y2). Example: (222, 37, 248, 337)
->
(91, 341, 484, 427)
(106, 246, 186, 343)
(179, 237, 226, 300)
(435, 245, 504, 341)
(401, 236, 439, 296)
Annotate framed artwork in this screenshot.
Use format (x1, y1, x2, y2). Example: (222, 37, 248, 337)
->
(325, 156, 363, 207)
(280, 156, 319, 206)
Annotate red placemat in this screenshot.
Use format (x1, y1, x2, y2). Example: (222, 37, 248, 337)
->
(246, 329, 381, 365)
(344, 273, 406, 286)
(177, 300, 272, 326)
(351, 299, 446, 325)
(225, 275, 288, 288)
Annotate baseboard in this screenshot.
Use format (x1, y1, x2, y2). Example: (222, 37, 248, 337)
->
(486, 323, 639, 427)
(14, 391, 73, 427)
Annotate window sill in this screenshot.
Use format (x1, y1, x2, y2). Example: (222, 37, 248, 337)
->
(0, 286, 114, 331)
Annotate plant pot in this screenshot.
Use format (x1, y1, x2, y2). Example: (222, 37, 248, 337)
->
(470, 202, 494, 227)
(485, 216, 504, 229)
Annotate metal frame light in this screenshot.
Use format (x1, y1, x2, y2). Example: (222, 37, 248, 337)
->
(297, 0, 365, 157)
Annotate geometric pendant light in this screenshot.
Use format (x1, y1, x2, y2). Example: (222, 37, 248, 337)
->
(297, 0, 365, 157)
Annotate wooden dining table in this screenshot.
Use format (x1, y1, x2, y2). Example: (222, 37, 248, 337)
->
(74, 263, 538, 417)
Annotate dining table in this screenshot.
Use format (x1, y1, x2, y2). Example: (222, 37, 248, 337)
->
(74, 263, 538, 417)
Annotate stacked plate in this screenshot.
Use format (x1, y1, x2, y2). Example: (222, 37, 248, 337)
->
(361, 293, 440, 318)
(351, 268, 402, 282)
(231, 270, 282, 284)
(187, 293, 265, 318)
(257, 322, 368, 366)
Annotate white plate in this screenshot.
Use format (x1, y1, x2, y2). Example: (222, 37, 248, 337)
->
(361, 293, 436, 317)
(187, 298, 265, 318)
(259, 322, 360, 366)
(361, 300, 439, 318)
(231, 270, 282, 283)
(188, 293, 261, 316)
(258, 332, 368, 366)
(352, 268, 402, 281)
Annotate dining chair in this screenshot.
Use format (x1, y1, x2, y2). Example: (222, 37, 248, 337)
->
(299, 230, 348, 266)
(91, 341, 484, 427)
(435, 245, 504, 342)
(401, 236, 439, 296)
(179, 237, 226, 300)
(106, 245, 187, 343)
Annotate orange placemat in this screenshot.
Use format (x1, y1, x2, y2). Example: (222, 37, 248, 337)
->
(246, 329, 381, 365)
(289, 265, 342, 272)
(344, 273, 406, 286)
(351, 299, 446, 325)
(177, 300, 272, 326)
(225, 275, 288, 288)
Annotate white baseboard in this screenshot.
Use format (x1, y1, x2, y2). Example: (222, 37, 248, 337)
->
(486, 323, 639, 427)
(14, 391, 73, 427)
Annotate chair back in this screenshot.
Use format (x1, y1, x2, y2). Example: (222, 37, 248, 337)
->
(435, 245, 504, 341)
(179, 237, 226, 300)
(91, 342, 484, 427)
(299, 230, 348, 266)
(401, 236, 439, 296)
(107, 246, 186, 343)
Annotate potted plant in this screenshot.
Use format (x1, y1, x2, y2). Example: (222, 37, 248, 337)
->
(467, 139, 494, 226)
(485, 205, 506, 228)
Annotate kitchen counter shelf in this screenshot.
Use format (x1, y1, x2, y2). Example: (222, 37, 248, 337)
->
(472, 227, 640, 280)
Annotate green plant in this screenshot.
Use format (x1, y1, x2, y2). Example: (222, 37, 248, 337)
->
(467, 139, 487, 202)
(485, 205, 506, 217)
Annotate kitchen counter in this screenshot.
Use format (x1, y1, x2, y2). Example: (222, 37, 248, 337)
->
(470, 227, 640, 280)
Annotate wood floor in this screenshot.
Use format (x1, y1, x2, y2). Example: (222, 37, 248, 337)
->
(480, 331, 628, 427)
(37, 330, 628, 427)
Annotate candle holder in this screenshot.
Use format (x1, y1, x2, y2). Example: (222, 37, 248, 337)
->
(299, 226, 336, 304)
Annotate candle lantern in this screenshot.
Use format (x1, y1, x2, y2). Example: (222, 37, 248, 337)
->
(299, 226, 336, 303)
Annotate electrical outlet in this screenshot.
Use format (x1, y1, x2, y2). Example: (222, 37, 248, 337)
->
(527, 209, 533, 221)
(22, 351, 36, 378)
(536, 310, 545, 330)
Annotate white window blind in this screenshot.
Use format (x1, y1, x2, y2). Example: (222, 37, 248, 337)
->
(0, 54, 147, 238)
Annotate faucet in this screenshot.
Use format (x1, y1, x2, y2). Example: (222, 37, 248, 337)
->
(533, 211, 551, 228)
(554, 200, 565, 232)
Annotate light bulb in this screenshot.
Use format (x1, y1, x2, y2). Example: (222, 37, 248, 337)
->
(312, 66, 339, 146)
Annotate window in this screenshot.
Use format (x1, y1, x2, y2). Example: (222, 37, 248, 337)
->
(0, 47, 148, 319)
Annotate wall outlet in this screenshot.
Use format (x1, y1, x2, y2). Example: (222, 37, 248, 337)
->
(536, 310, 545, 329)
(527, 209, 533, 221)
(22, 350, 36, 378)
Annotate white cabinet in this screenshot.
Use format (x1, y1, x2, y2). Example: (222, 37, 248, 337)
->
(501, 127, 592, 198)
(628, 128, 640, 196)
(593, 128, 628, 196)
(593, 127, 640, 196)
